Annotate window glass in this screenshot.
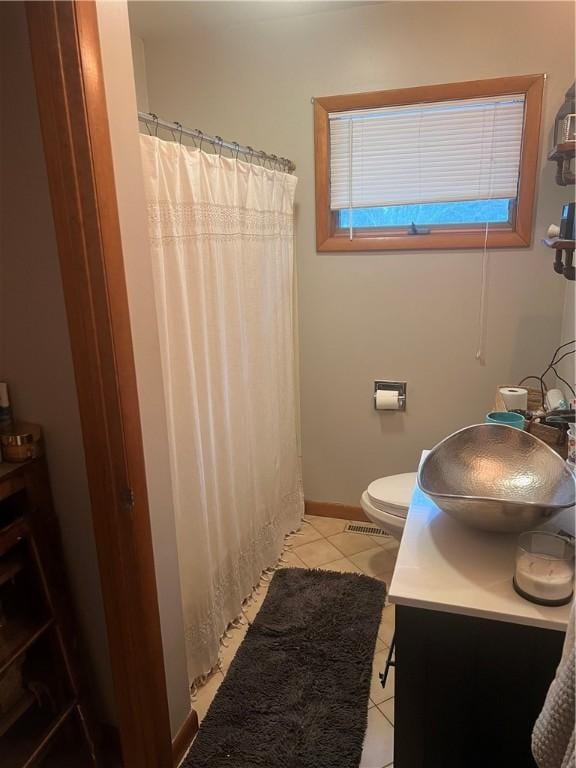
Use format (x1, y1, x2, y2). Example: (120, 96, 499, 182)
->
(338, 198, 512, 229)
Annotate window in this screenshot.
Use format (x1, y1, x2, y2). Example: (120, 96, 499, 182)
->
(314, 75, 544, 251)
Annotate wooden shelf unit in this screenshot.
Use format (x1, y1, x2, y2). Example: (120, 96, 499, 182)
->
(0, 520, 28, 558)
(3, 700, 76, 768)
(0, 691, 36, 740)
(543, 237, 576, 250)
(545, 104, 575, 277)
(0, 551, 24, 588)
(548, 141, 576, 161)
(0, 619, 54, 677)
(542, 237, 576, 281)
(548, 140, 575, 185)
(0, 460, 96, 766)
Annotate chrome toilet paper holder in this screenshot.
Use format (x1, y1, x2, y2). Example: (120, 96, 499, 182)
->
(374, 380, 407, 411)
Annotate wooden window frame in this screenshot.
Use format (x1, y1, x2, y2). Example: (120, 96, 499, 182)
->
(314, 74, 545, 252)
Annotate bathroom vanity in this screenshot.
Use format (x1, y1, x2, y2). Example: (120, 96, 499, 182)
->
(388, 474, 570, 768)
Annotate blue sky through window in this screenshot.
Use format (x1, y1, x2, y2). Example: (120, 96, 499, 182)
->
(339, 198, 511, 228)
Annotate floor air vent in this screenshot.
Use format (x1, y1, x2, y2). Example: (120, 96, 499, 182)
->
(345, 522, 391, 538)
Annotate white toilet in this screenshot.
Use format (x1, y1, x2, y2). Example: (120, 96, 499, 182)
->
(360, 472, 417, 541)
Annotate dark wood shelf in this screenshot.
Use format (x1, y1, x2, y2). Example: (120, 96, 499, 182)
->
(543, 237, 576, 250)
(0, 467, 26, 504)
(548, 141, 576, 160)
(0, 619, 54, 676)
(543, 238, 576, 280)
(0, 692, 37, 739)
(0, 463, 27, 484)
(2, 700, 76, 768)
(0, 550, 24, 588)
(0, 460, 95, 765)
(0, 519, 29, 558)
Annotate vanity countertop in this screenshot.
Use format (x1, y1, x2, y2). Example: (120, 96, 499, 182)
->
(388, 454, 572, 632)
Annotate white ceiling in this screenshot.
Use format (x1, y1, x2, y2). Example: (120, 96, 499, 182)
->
(129, 1, 380, 40)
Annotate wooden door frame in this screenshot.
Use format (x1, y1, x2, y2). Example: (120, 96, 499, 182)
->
(25, 2, 177, 766)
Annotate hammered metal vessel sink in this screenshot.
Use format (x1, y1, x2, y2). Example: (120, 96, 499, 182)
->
(418, 424, 576, 533)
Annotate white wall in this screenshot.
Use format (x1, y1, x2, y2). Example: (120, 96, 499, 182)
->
(96, 0, 191, 738)
(557, 283, 575, 387)
(0, 2, 115, 721)
(131, 0, 574, 506)
(131, 34, 150, 112)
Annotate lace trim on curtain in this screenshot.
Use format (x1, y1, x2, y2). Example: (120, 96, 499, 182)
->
(191, 500, 308, 694)
(183, 489, 303, 657)
(147, 201, 294, 242)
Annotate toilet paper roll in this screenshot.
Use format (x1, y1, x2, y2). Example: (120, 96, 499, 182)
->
(499, 387, 528, 411)
(375, 390, 400, 410)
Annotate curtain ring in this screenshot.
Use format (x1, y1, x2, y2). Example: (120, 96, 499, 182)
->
(259, 150, 267, 168)
(215, 136, 224, 156)
(196, 130, 204, 150)
(150, 113, 159, 137)
(233, 141, 240, 160)
(174, 121, 183, 145)
(270, 154, 278, 171)
(247, 146, 254, 164)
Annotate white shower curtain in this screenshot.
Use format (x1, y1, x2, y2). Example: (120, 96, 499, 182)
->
(139, 135, 304, 684)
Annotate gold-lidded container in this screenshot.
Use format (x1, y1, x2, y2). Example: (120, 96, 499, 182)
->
(0, 422, 43, 463)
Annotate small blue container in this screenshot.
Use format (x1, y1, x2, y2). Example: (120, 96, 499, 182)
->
(485, 411, 525, 430)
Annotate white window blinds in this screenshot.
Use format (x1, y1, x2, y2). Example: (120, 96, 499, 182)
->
(329, 95, 526, 211)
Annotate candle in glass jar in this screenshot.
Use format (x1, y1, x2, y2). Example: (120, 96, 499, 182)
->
(515, 551, 574, 603)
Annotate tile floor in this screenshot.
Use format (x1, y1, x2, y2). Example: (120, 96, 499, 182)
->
(192, 514, 399, 768)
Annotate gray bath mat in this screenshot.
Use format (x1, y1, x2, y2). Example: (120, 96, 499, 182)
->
(183, 567, 386, 768)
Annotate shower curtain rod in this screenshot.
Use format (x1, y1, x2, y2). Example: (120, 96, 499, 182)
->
(138, 111, 296, 173)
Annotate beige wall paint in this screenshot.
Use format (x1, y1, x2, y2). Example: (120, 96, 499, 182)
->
(0, 2, 115, 720)
(557, 283, 575, 386)
(131, 34, 150, 112)
(96, 0, 191, 738)
(131, 0, 574, 506)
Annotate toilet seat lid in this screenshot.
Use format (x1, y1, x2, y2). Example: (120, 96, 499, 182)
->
(367, 472, 417, 517)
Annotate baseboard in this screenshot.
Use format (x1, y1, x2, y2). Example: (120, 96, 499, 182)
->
(172, 708, 199, 767)
(305, 499, 368, 522)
